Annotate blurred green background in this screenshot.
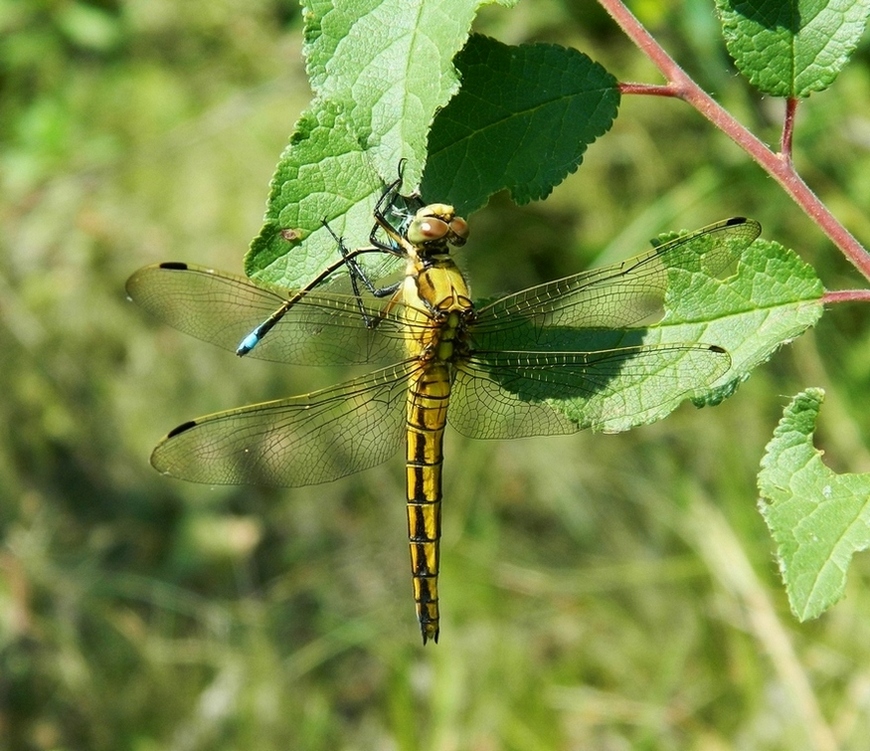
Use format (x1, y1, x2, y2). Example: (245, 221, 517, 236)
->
(2, 1, 870, 749)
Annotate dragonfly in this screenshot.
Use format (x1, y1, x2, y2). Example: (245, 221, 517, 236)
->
(126, 179, 760, 644)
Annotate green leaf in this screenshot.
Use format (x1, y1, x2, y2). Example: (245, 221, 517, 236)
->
(304, 0, 507, 185)
(421, 35, 620, 215)
(246, 0, 512, 288)
(556, 226, 824, 433)
(716, 0, 870, 97)
(676, 236, 824, 406)
(244, 103, 391, 288)
(758, 389, 870, 620)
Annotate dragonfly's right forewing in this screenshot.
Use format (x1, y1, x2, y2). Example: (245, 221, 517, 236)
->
(472, 218, 760, 345)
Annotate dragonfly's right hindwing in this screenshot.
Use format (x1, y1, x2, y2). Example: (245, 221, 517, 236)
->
(450, 343, 731, 438)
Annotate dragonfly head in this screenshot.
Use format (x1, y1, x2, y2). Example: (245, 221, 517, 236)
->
(406, 204, 469, 251)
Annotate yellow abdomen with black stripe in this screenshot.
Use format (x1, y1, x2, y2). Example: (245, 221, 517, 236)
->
(402, 254, 472, 644)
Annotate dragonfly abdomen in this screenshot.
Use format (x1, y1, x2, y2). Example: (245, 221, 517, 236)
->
(405, 363, 451, 644)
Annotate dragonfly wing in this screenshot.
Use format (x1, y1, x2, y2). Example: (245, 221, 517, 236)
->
(449, 344, 730, 439)
(151, 361, 415, 486)
(449, 361, 581, 439)
(472, 218, 759, 344)
(126, 263, 407, 365)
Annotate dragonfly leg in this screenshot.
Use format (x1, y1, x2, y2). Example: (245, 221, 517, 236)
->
(320, 221, 403, 328)
(236, 237, 403, 356)
(369, 161, 424, 251)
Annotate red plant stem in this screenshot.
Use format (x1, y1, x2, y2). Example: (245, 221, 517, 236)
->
(781, 98, 798, 164)
(602, 0, 870, 288)
(822, 289, 870, 305)
(618, 82, 678, 98)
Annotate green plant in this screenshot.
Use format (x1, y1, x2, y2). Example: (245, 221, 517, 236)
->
(4, 0, 870, 748)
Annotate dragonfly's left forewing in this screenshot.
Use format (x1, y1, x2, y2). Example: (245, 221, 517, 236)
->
(126, 262, 409, 365)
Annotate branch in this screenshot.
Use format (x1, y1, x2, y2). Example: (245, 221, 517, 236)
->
(781, 98, 798, 165)
(822, 289, 870, 305)
(599, 0, 870, 284)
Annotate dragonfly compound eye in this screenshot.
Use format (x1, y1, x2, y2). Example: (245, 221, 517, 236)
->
(407, 204, 468, 247)
(448, 216, 469, 247)
(408, 216, 450, 245)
